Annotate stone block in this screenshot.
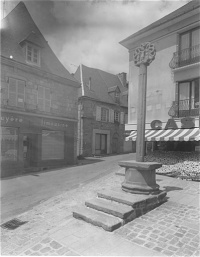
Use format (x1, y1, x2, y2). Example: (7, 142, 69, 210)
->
(119, 161, 161, 194)
(85, 198, 134, 219)
(73, 206, 123, 232)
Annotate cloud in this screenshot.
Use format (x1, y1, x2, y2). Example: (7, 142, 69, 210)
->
(23, 0, 189, 75)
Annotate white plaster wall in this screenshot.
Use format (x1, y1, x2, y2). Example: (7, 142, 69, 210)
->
(128, 34, 177, 129)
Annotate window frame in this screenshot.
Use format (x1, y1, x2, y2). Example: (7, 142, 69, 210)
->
(26, 43, 40, 66)
(8, 77, 26, 108)
(114, 111, 120, 122)
(179, 27, 200, 49)
(1, 126, 19, 162)
(101, 107, 109, 122)
(178, 78, 199, 116)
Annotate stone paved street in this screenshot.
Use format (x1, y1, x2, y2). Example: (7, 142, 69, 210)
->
(1, 163, 200, 256)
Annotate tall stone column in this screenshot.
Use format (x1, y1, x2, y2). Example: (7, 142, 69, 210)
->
(119, 42, 162, 195)
(134, 42, 156, 161)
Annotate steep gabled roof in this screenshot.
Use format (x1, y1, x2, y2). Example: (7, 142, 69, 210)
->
(1, 1, 78, 84)
(74, 64, 128, 107)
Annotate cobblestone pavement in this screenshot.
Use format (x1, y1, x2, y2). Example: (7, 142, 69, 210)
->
(1, 168, 200, 256)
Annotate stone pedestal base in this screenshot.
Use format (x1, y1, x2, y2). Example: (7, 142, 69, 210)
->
(118, 161, 162, 195)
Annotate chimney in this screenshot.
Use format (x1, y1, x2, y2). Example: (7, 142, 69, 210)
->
(117, 72, 127, 88)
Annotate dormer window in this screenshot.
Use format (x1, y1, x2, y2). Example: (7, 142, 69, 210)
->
(26, 43, 40, 66)
(115, 91, 120, 98)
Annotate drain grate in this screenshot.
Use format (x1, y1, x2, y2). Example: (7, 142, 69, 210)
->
(1, 218, 28, 230)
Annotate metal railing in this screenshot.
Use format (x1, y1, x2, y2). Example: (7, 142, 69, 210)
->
(168, 98, 199, 118)
(169, 44, 200, 69)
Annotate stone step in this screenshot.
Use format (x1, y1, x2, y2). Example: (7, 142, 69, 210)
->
(97, 189, 149, 207)
(85, 198, 135, 219)
(73, 206, 123, 232)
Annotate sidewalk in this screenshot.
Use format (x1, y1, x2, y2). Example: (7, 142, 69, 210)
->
(1, 167, 200, 256)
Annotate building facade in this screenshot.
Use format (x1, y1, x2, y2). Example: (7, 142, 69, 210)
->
(120, 0, 200, 152)
(1, 2, 80, 177)
(74, 65, 132, 157)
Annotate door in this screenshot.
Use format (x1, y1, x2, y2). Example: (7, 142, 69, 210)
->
(23, 134, 32, 168)
(95, 133, 107, 155)
(112, 133, 119, 154)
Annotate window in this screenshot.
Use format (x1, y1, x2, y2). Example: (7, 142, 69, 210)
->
(179, 27, 200, 65)
(1, 127, 18, 161)
(38, 86, 51, 112)
(8, 78, 25, 108)
(42, 131, 64, 160)
(26, 44, 40, 65)
(178, 79, 199, 117)
(114, 111, 120, 122)
(115, 91, 120, 98)
(101, 108, 109, 122)
(115, 91, 120, 103)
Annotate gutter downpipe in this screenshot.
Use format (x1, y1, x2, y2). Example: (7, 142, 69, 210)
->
(80, 64, 84, 156)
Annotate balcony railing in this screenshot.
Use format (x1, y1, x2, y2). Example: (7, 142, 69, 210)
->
(169, 44, 200, 69)
(168, 98, 199, 118)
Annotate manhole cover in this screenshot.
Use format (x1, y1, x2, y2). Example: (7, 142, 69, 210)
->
(1, 218, 28, 230)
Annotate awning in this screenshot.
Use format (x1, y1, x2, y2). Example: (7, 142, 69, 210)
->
(126, 128, 200, 141)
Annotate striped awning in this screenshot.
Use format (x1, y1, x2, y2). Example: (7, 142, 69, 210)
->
(126, 128, 200, 141)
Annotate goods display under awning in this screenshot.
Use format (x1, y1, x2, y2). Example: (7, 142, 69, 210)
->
(126, 128, 200, 142)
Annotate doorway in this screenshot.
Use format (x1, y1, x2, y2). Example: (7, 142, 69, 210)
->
(23, 134, 33, 168)
(95, 133, 107, 155)
(112, 133, 119, 154)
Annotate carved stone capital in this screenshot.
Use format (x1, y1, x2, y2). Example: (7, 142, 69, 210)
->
(133, 42, 156, 67)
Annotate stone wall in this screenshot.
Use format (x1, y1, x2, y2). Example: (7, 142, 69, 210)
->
(1, 63, 78, 120)
(80, 98, 127, 156)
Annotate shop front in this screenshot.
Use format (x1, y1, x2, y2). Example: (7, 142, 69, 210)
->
(1, 112, 76, 178)
(126, 118, 200, 152)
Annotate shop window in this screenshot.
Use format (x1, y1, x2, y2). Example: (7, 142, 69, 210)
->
(38, 86, 51, 112)
(42, 130, 64, 160)
(8, 78, 25, 108)
(26, 43, 40, 66)
(1, 127, 18, 161)
(101, 108, 109, 122)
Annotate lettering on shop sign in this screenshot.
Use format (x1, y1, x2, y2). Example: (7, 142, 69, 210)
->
(42, 120, 68, 128)
(1, 115, 23, 124)
(151, 117, 195, 130)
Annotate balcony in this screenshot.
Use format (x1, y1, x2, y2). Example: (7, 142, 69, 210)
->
(168, 98, 199, 118)
(169, 44, 200, 69)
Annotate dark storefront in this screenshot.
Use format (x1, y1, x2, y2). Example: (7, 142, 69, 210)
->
(1, 112, 76, 178)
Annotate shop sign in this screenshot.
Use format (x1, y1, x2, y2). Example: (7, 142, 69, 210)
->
(1, 114, 24, 124)
(42, 119, 68, 128)
(151, 117, 195, 130)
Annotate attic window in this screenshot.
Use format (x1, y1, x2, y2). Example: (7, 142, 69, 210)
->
(26, 43, 40, 66)
(115, 91, 120, 98)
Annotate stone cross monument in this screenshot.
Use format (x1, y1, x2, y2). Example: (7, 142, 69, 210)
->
(134, 42, 156, 162)
(119, 42, 162, 195)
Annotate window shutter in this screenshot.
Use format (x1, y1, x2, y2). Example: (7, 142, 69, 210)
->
(45, 88, 51, 112)
(17, 80, 25, 108)
(125, 114, 128, 124)
(8, 78, 17, 106)
(109, 109, 114, 123)
(96, 106, 101, 121)
(120, 112, 124, 124)
(38, 86, 45, 111)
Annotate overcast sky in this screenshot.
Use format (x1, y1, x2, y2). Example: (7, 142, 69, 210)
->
(3, 0, 190, 75)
